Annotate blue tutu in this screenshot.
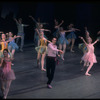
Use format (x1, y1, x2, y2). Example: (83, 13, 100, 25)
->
(58, 32, 69, 45)
(8, 42, 19, 50)
(67, 31, 76, 39)
(58, 37, 69, 44)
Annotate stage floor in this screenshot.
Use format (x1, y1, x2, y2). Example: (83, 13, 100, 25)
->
(0, 44, 100, 99)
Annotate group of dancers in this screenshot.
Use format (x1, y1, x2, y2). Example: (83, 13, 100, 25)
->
(0, 15, 99, 98)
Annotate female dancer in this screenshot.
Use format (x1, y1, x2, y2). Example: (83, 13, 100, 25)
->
(29, 16, 48, 46)
(67, 23, 80, 52)
(58, 27, 72, 60)
(0, 49, 16, 99)
(79, 36, 99, 76)
(35, 28, 51, 71)
(53, 19, 64, 39)
(79, 27, 92, 68)
(0, 33, 20, 59)
(8, 32, 21, 59)
(0, 33, 9, 58)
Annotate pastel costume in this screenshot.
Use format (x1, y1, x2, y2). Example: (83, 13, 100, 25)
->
(34, 29, 47, 46)
(81, 44, 97, 63)
(8, 37, 19, 50)
(67, 28, 76, 39)
(35, 38, 47, 54)
(0, 42, 8, 58)
(0, 59, 16, 81)
(58, 32, 69, 44)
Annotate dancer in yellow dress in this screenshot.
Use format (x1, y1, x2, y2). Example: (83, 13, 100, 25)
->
(35, 28, 51, 71)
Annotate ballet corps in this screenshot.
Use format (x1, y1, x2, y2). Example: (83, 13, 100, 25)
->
(0, 16, 99, 98)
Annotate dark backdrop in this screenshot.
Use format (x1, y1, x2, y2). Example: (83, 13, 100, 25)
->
(0, 1, 100, 46)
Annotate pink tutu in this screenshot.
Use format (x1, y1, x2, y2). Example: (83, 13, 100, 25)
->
(81, 52, 97, 63)
(0, 67, 16, 81)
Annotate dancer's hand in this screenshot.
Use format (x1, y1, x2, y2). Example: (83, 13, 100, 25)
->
(97, 31, 100, 34)
(6, 33, 9, 35)
(58, 54, 60, 57)
(59, 50, 63, 54)
(79, 36, 83, 40)
(97, 38, 100, 41)
(62, 20, 64, 23)
(14, 35, 17, 38)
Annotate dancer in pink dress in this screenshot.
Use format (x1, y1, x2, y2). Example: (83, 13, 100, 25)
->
(0, 49, 16, 99)
(79, 36, 99, 76)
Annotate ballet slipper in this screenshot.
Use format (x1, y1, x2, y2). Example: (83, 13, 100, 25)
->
(70, 50, 75, 52)
(41, 68, 46, 71)
(85, 73, 91, 76)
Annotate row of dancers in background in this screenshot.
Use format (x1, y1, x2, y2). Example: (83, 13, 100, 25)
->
(31, 16, 100, 76)
(0, 16, 100, 98)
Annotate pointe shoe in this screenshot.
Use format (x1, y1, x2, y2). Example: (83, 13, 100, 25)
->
(3, 96, 7, 99)
(11, 63, 14, 66)
(20, 49, 23, 52)
(70, 50, 75, 52)
(41, 68, 46, 71)
(85, 73, 91, 76)
(47, 84, 52, 89)
(61, 57, 64, 60)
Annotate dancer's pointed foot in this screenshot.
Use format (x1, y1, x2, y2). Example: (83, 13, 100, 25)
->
(85, 73, 91, 76)
(61, 57, 64, 60)
(41, 68, 46, 71)
(70, 50, 75, 52)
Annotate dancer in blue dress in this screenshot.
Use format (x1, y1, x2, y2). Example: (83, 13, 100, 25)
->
(58, 27, 72, 60)
(8, 32, 21, 59)
(67, 23, 80, 52)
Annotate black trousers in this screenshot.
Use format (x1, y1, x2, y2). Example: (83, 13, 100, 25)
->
(46, 56, 56, 84)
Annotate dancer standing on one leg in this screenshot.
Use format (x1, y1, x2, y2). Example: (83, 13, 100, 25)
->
(79, 27, 93, 70)
(8, 32, 21, 59)
(14, 18, 29, 52)
(79, 27, 90, 64)
(58, 27, 72, 60)
(79, 36, 99, 76)
(67, 23, 80, 52)
(0, 49, 16, 99)
(35, 28, 51, 71)
(46, 37, 63, 88)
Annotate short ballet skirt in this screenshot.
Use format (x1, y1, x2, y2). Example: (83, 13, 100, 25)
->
(66, 32, 77, 39)
(35, 46, 47, 54)
(0, 68, 16, 81)
(81, 52, 97, 63)
(58, 37, 69, 45)
(8, 42, 19, 50)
